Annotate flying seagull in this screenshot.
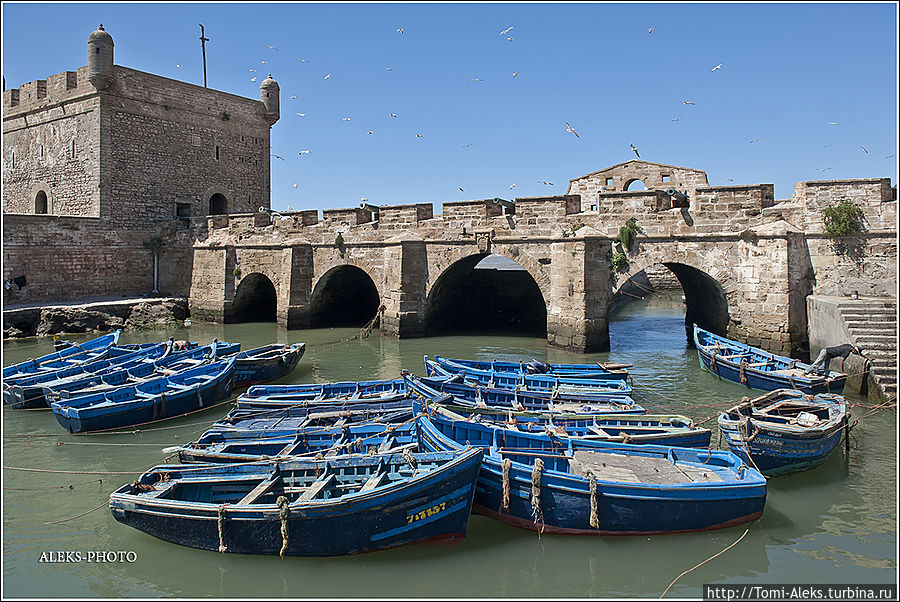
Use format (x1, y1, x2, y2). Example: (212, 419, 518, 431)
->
(750, 138, 760, 143)
(512, 71, 519, 78)
(324, 73, 331, 80)
(540, 181, 553, 185)
(500, 26, 514, 36)
(367, 131, 374, 135)
(565, 122, 579, 138)
(415, 133, 424, 138)
(261, 61, 268, 65)
(817, 167, 832, 172)
(860, 146, 868, 153)
(459, 187, 464, 192)
(396, 27, 404, 34)
(471, 78, 484, 83)
(250, 77, 257, 82)
(292, 184, 298, 188)
(266, 45, 279, 50)
(827, 122, 839, 125)
(289, 95, 297, 99)
(886, 154, 895, 158)
(462, 143, 473, 148)
(711, 64, 723, 71)
(672, 117, 680, 121)
(507, 37, 514, 42)
(726, 178, 734, 182)
(298, 58, 310, 63)
(648, 26, 654, 33)
(271, 154, 284, 161)
(389, 113, 398, 117)
(176, 64, 183, 69)
(386, 67, 393, 71)
(509, 183, 516, 189)
(249, 68, 256, 72)
(342, 117, 353, 121)
(295, 113, 306, 116)
(298, 149, 311, 155)
(682, 100, 695, 105)
(630, 144, 640, 157)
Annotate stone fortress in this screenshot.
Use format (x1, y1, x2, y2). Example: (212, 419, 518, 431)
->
(3, 27, 897, 400)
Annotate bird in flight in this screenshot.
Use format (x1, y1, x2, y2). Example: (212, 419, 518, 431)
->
(860, 146, 868, 153)
(298, 149, 311, 155)
(512, 71, 519, 78)
(462, 143, 473, 148)
(886, 154, 895, 158)
(458, 187, 464, 192)
(540, 181, 553, 185)
(298, 58, 310, 63)
(672, 117, 680, 121)
(750, 138, 760, 143)
(261, 61, 268, 65)
(711, 64, 723, 71)
(648, 26, 654, 33)
(415, 133, 423, 138)
(176, 64, 183, 69)
(324, 73, 331, 80)
(249, 68, 256, 72)
(342, 117, 353, 121)
(389, 113, 398, 117)
(289, 95, 297, 99)
(500, 26, 514, 36)
(630, 144, 640, 157)
(295, 113, 306, 116)
(292, 184, 298, 188)
(471, 78, 484, 83)
(565, 122, 579, 138)
(507, 37, 514, 42)
(271, 154, 285, 161)
(827, 122, 839, 125)
(396, 27, 404, 34)
(250, 77, 257, 82)
(817, 167, 832, 172)
(367, 131, 374, 135)
(726, 178, 734, 182)
(386, 67, 393, 71)
(266, 45, 279, 50)
(509, 184, 516, 189)
(682, 100, 695, 105)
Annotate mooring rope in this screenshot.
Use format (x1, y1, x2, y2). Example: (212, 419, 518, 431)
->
(659, 524, 753, 598)
(588, 473, 599, 529)
(4, 478, 104, 492)
(530, 458, 544, 536)
(739, 360, 748, 385)
(217, 504, 228, 553)
(276, 495, 290, 559)
(42, 500, 111, 525)
(500, 458, 512, 512)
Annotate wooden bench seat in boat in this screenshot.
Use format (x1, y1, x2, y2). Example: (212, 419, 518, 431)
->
(568, 450, 723, 484)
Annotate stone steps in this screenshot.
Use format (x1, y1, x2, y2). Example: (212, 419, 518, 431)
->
(837, 300, 897, 401)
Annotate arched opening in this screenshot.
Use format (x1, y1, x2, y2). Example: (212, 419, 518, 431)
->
(309, 265, 380, 327)
(624, 179, 646, 191)
(229, 273, 277, 323)
(424, 253, 547, 336)
(209, 193, 228, 215)
(34, 190, 48, 214)
(611, 262, 729, 346)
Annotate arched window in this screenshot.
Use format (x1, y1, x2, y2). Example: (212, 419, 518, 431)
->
(35, 190, 48, 214)
(624, 179, 646, 191)
(209, 193, 228, 215)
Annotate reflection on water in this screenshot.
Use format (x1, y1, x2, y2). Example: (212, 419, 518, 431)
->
(2, 298, 895, 597)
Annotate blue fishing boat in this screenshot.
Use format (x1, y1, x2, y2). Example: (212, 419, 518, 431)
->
(50, 357, 236, 433)
(225, 400, 414, 425)
(237, 378, 411, 410)
(424, 356, 633, 396)
(420, 397, 711, 448)
(718, 389, 849, 476)
(176, 420, 417, 463)
(3, 330, 121, 403)
(432, 354, 630, 381)
(109, 444, 483, 556)
(234, 343, 305, 388)
(407, 371, 643, 414)
(4, 341, 168, 409)
(416, 411, 766, 535)
(693, 324, 847, 394)
(41, 342, 239, 404)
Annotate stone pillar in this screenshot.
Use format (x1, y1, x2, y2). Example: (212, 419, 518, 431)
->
(381, 233, 427, 338)
(546, 230, 613, 352)
(280, 243, 313, 329)
(188, 247, 228, 322)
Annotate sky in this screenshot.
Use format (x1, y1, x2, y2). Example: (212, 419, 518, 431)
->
(2, 2, 898, 213)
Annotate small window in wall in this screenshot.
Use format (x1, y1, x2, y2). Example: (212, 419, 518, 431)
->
(40, 145, 44, 157)
(96, 47, 100, 54)
(662, 174, 670, 183)
(35, 190, 48, 214)
(209, 193, 228, 215)
(71, 140, 76, 158)
(11, 153, 14, 169)
(605, 177, 613, 186)
(176, 202, 192, 218)
(215, 145, 220, 160)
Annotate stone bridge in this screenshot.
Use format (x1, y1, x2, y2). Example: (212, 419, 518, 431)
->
(187, 160, 897, 355)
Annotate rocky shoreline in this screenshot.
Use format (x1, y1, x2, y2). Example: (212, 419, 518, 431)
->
(3, 297, 189, 339)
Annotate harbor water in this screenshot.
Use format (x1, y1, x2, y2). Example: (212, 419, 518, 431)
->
(2, 298, 896, 598)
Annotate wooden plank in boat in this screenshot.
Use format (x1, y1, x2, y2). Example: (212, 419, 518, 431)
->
(571, 451, 722, 484)
(236, 475, 281, 505)
(299, 473, 337, 501)
(359, 470, 389, 492)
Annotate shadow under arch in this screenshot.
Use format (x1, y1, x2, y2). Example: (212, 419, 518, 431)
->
(612, 262, 729, 346)
(309, 264, 380, 327)
(423, 253, 547, 336)
(229, 272, 277, 323)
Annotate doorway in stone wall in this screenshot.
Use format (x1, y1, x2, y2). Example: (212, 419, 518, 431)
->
(209, 193, 228, 215)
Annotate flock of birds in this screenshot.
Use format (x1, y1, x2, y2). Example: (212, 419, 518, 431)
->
(193, 22, 890, 201)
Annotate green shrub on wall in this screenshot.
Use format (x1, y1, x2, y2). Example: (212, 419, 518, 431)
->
(616, 218, 644, 251)
(822, 199, 865, 238)
(610, 251, 629, 273)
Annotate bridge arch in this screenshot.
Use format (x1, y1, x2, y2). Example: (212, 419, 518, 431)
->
(613, 260, 730, 340)
(309, 264, 380, 327)
(229, 272, 277, 323)
(423, 252, 547, 336)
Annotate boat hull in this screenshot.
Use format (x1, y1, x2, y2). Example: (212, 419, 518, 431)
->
(234, 343, 305, 388)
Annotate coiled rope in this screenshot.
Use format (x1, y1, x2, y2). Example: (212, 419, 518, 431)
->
(739, 360, 748, 385)
(276, 496, 290, 559)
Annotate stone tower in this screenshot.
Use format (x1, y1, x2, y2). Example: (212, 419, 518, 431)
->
(87, 24, 114, 90)
(260, 74, 280, 125)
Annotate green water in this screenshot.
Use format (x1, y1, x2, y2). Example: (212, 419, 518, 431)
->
(2, 300, 896, 598)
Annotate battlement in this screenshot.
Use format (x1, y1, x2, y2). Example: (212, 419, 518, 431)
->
(3, 67, 93, 113)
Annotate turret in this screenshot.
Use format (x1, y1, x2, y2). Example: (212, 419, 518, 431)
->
(87, 24, 114, 90)
(260, 74, 280, 125)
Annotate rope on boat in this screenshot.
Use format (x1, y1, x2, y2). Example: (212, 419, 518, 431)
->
(42, 500, 111, 525)
(500, 458, 512, 512)
(276, 496, 290, 559)
(217, 504, 228, 553)
(4, 478, 104, 492)
(588, 473, 599, 529)
(709, 350, 718, 373)
(402, 448, 417, 473)
(739, 360, 748, 385)
(530, 458, 544, 537)
(659, 523, 753, 598)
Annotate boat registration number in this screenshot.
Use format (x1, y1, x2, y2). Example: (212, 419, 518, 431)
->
(407, 502, 446, 524)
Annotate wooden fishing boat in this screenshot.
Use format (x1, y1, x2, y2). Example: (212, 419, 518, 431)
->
(223, 402, 414, 427)
(424, 356, 633, 396)
(237, 378, 411, 411)
(3, 330, 121, 406)
(417, 397, 711, 448)
(41, 342, 239, 404)
(109, 444, 483, 556)
(50, 357, 236, 433)
(693, 324, 847, 394)
(4, 341, 169, 409)
(416, 412, 766, 535)
(432, 354, 631, 381)
(176, 420, 417, 463)
(417, 365, 642, 412)
(717, 389, 849, 476)
(234, 343, 306, 388)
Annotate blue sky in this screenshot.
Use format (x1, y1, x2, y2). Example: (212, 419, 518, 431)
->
(3, 2, 897, 212)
